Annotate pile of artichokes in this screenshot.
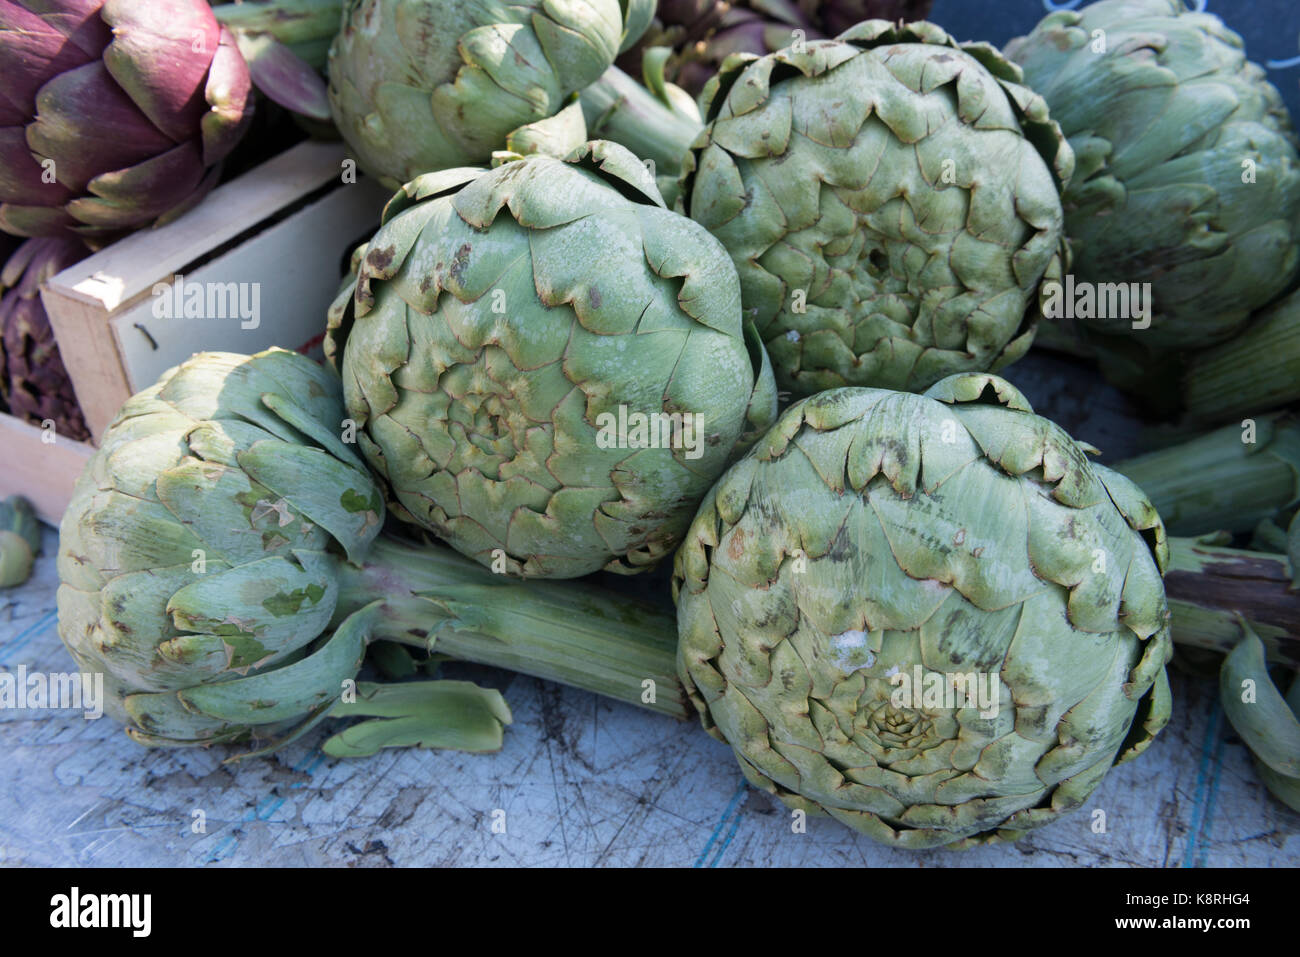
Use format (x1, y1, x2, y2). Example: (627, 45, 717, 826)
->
(5, 0, 1298, 852)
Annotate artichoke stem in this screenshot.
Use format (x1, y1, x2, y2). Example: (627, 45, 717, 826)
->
(578, 66, 703, 178)
(1165, 537, 1300, 669)
(337, 536, 688, 720)
(1113, 413, 1300, 536)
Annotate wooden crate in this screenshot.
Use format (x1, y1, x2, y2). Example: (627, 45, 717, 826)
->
(5, 139, 390, 523)
(0, 414, 94, 525)
(42, 138, 389, 441)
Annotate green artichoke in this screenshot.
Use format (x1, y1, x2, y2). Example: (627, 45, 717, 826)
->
(326, 0, 653, 188)
(0, 494, 40, 587)
(681, 20, 1074, 397)
(57, 347, 389, 748)
(674, 373, 1173, 849)
(58, 347, 686, 753)
(326, 142, 777, 579)
(1006, 0, 1300, 352)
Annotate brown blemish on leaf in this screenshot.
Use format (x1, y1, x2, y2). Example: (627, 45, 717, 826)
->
(366, 244, 396, 271)
(728, 527, 747, 561)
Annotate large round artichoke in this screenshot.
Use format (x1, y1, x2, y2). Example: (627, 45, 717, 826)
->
(327, 142, 777, 579)
(682, 20, 1074, 398)
(57, 348, 386, 748)
(0, 0, 254, 242)
(674, 373, 1173, 849)
(0, 236, 91, 440)
(326, 0, 652, 188)
(1006, 0, 1300, 351)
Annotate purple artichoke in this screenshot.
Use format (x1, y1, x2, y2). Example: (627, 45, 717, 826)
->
(0, 236, 91, 440)
(617, 0, 934, 93)
(0, 0, 254, 243)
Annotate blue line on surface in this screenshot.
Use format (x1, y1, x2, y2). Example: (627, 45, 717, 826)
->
(1182, 700, 1225, 868)
(694, 780, 747, 868)
(709, 800, 746, 867)
(0, 610, 58, 664)
(1195, 703, 1228, 870)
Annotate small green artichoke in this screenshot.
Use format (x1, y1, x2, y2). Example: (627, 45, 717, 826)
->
(0, 495, 40, 588)
(326, 0, 652, 188)
(327, 142, 777, 579)
(57, 348, 387, 748)
(674, 373, 1173, 849)
(682, 20, 1074, 397)
(1006, 0, 1300, 351)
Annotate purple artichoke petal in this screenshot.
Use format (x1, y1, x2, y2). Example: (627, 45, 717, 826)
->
(0, 1, 255, 241)
(231, 31, 328, 124)
(67, 140, 209, 229)
(99, 0, 221, 144)
(200, 26, 256, 164)
(27, 60, 176, 190)
(0, 126, 74, 205)
(0, 202, 80, 238)
(0, 0, 110, 123)
(1, 235, 92, 440)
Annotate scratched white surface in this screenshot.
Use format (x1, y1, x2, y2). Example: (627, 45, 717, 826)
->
(1, 354, 1297, 867)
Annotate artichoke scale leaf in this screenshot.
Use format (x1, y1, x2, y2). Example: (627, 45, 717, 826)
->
(140, 598, 377, 730)
(322, 680, 512, 757)
(155, 451, 334, 561)
(1220, 626, 1300, 778)
(165, 550, 341, 664)
(237, 440, 383, 564)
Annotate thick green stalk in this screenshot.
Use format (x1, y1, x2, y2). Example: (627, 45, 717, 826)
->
(1165, 537, 1300, 669)
(579, 66, 703, 178)
(1113, 414, 1300, 535)
(336, 536, 687, 719)
(212, 0, 342, 68)
(1184, 288, 1300, 425)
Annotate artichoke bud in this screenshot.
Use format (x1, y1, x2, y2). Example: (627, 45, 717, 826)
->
(0, 496, 41, 588)
(0, 1, 254, 242)
(680, 19, 1074, 397)
(1006, 0, 1300, 352)
(57, 349, 386, 750)
(674, 372, 1174, 849)
(327, 0, 636, 187)
(327, 141, 778, 578)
